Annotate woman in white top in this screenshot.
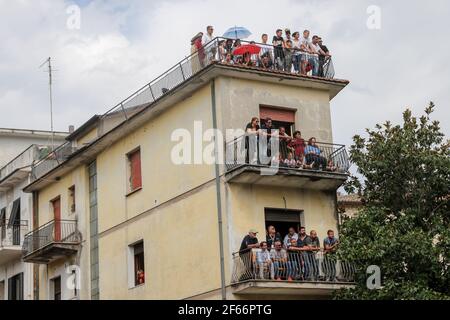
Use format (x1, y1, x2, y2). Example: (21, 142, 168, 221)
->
(292, 32, 302, 73)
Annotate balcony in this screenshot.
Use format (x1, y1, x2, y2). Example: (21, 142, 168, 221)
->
(29, 37, 345, 184)
(0, 220, 28, 264)
(22, 220, 81, 264)
(231, 249, 355, 298)
(225, 136, 350, 191)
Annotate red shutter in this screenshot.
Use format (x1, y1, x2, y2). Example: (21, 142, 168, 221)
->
(260, 106, 296, 123)
(130, 150, 142, 190)
(53, 198, 61, 241)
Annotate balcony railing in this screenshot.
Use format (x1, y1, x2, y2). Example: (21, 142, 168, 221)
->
(0, 220, 28, 248)
(231, 249, 355, 284)
(30, 38, 339, 182)
(22, 220, 81, 258)
(0, 145, 47, 181)
(225, 135, 350, 173)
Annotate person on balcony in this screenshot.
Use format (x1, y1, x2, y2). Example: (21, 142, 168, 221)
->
(277, 127, 292, 160)
(305, 230, 321, 281)
(283, 151, 297, 168)
(266, 225, 282, 250)
(272, 29, 285, 71)
(283, 227, 299, 248)
(284, 28, 292, 44)
(239, 229, 260, 281)
(256, 241, 274, 280)
(245, 117, 261, 164)
(190, 32, 204, 72)
(270, 240, 290, 281)
(218, 40, 227, 62)
(287, 237, 301, 280)
(242, 52, 255, 67)
(289, 131, 306, 162)
(305, 137, 328, 170)
(261, 118, 274, 158)
(323, 229, 339, 281)
(202, 25, 216, 64)
(295, 227, 312, 280)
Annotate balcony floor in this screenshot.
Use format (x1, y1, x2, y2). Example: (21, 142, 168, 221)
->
(232, 280, 355, 298)
(0, 246, 22, 264)
(225, 165, 348, 191)
(23, 242, 80, 264)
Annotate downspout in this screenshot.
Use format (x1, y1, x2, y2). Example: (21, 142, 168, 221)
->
(211, 79, 227, 300)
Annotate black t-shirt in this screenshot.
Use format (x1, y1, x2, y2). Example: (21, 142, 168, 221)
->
(272, 36, 284, 57)
(246, 123, 260, 132)
(319, 44, 329, 61)
(240, 235, 258, 252)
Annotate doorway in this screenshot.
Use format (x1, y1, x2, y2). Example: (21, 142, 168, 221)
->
(264, 208, 303, 240)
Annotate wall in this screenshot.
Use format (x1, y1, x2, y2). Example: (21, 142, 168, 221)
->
(215, 77, 334, 144)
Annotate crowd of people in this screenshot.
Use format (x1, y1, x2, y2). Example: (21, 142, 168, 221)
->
(244, 117, 338, 171)
(239, 226, 340, 282)
(191, 26, 332, 77)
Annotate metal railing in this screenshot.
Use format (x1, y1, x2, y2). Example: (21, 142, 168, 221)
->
(22, 220, 80, 257)
(225, 135, 350, 173)
(30, 37, 338, 182)
(0, 145, 48, 181)
(0, 220, 28, 247)
(231, 248, 355, 284)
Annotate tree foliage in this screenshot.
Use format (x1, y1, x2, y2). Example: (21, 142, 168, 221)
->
(335, 102, 450, 299)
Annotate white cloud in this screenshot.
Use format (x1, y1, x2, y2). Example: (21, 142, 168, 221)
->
(0, 0, 448, 149)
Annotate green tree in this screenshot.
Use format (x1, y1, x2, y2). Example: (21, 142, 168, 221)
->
(335, 103, 450, 300)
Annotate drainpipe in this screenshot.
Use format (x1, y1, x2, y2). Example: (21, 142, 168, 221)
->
(211, 79, 227, 300)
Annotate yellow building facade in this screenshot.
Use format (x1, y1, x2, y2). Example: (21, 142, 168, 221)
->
(22, 59, 351, 300)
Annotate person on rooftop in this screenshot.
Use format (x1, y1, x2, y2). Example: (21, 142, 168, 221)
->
(202, 26, 216, 64)
(300, 30, 312, 75)
(272, 29, 285, 71)
(260, 33, 273, 62)
(292, 32, 302, 73)
(309, 35, 328, 76)
(318, 37, 331, 77)
(284, 39, 294, 72)
(190, 32, 204, 71)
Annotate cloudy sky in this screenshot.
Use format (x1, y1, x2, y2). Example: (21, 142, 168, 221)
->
(0, 0, 449, 149)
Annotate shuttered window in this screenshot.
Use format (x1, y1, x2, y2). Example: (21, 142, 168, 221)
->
(128, 148, 142, 192)
(260, 105, 296, 123)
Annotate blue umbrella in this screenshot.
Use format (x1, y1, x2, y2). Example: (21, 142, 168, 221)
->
(223, 26, 252, 39)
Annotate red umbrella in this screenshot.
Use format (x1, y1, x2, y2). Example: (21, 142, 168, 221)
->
(233, 44, 261, 56)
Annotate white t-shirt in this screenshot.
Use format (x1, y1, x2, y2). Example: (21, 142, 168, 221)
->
(202, 33, 214, 46)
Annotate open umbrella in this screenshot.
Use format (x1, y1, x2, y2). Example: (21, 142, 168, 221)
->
(223, 26, 252, 40)
(233, 44, 261, 56)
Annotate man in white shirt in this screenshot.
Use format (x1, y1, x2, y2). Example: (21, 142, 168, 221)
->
(299, 30, 312, 74)
(309, 35, 327, 76)
(202, 26, 216, 64)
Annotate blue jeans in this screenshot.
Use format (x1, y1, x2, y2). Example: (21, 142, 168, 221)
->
(293, 55, 301, 72)
(309, 55, 319, 76)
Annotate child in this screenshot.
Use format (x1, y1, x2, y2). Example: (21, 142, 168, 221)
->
(284, 152, 297, 168)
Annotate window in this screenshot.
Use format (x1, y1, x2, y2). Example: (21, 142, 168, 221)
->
(0, 280, 5, 300)
(51, 276, 62, 300)
(0, 208, 6, 241)
(259, 105, 296, 135)
(8, 273, 23, 300)
(127, 148, 142, 193)
(68, 186, 76, 213)
(129, 241, 145, 287)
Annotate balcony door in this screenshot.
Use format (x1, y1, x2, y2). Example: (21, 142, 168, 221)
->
(264, 208, 304, 239)
(260, 105, 296, 136)
(52, 197, 61, 242)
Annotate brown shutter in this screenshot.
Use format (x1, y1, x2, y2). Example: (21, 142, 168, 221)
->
(130, 150, 142, 190)
(260, 106, 296, 123)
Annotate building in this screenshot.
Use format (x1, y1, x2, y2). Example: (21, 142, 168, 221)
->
(0, 129, 67, 300)
(338, 193, 363, 219)
(0, 128, 67, 167)
(22, 38, 353, 300)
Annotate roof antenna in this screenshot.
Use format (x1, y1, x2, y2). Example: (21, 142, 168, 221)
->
(39, 57, 56, 150)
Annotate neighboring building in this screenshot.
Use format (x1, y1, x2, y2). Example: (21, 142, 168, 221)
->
(0, 128, 67, 167)
(22, 38, 353, 300)
(337, 193, 363, 219)
(0, 145, 65, 300)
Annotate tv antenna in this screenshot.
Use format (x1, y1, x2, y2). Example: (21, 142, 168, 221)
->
(39, 57, 57, 150)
